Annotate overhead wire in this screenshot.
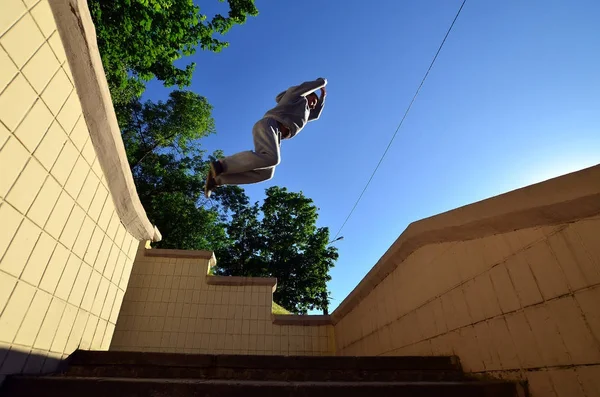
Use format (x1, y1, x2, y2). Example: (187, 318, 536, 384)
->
(332, 0, 467, 240)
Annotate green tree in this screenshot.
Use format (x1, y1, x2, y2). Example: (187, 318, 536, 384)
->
(121, 95, 337, 312)
(121, 90, 215, 169)
(118, 88, 227, 251)
(133, 150, 230, 252)
(89, 0, 258, 113)
(216, 187, 338, 314)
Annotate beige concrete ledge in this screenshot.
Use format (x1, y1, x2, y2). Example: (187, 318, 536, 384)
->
(273, 315, 332, 326)
(140, 247, 276, 291)
(143, 246, 216, 269)
(332, 164, 600, 323)
(48, 0, 160, 242)
(206, 276, 278, 293)
(145, 248, 214, 260)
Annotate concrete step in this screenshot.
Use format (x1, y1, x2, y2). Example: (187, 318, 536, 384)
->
(67, 350, 463, 370)
(62, 351, 466, 382)
(0, 377, 520, 397)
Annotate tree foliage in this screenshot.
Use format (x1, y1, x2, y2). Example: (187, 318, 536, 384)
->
(97, 0, 337, 313)
(216, 187, 338, 314)
(89, 0, 258, 111)
(120, 90, 336, 314)
(120, 89, 227, 252)
(133, 150, 230, 252)
(122, 90, 215, 169)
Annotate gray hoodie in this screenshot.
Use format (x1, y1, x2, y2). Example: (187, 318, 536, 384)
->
(264, 78, 327, 139)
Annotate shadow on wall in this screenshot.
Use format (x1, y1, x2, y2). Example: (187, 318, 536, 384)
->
(0, 347, 64, 385)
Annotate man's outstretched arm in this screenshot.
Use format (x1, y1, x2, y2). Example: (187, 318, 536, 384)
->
(282, 77, 327, 101)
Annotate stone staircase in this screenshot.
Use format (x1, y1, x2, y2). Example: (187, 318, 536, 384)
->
(0, 350, 523, 396)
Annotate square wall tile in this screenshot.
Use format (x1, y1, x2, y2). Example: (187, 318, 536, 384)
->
(14, 289, 52, 345)
(20, 231, 56, 286)
(5, 158, 47, 214)
(97, 203, 114, 232)
(39, 243, 69, 294)
(0, 122, 9, 149)
(0, 281, 36, 343)
(87, 184, 108, 222)
(575, 286, 600, 344)
(505, 254, 544, 307)
(489, 264, 521, 314)
(92, 277, 110, 317)
(110, 289, 125, 324)
(77, 172, 100, 212)
(527, 371, 557, 397)
(114, 226, 126, 252)
(525, 304, 571, 366)
(68, 263, 92, 307)
(0, 46, 18, 93)
(0, 346, 29, 374)
(23, 0, 42, 10)
(68, 117, 88, 151)
(50, 303, 76, 353)
(102, 323, 115, 350)
(101, 249, 116, 286)
(0, 217, 40, 277)
(14, 99, 53, 152)
(57, 91, 82, 134)
(81, 138, 96, 165)
(64, 156, 89, 198)
(101, 283, 118, 321)
(44, 191, 74, 239)
(26, 175, 61, 228)
(64, 309, 88, 353)
(0, 73, 37, 131)
(0, 271, 18, 314)
(58, 205, 84, 249)
(112, 251, 127, 284)
(50, 140, 78, 186)
(91, 157, 103, 180)
(93, 236, 112, 273)
(92, 319, 108, 349)
(525, 242, 569, 300)
(0, 0, 27, 36)
(81, 270, 101, 312)
(576, 365, 600, 397)
(72, 216, 94, 259)
(106, 213, 120, 241)
(0, 137, 30, 198)
(40, 69, 72, 116)
(84, 226, 103, 266)
(62, 61, 74, 85)
(547, 297, 600, 364)
(561, 225, 600, 287)
(548, 368, 586, 397)
(22, 44, 60, 94)
(0, 14, 44, 68)
(34, 121, 69, 171)
(22, 348, 47, 375)
(47, 31, 66, 64)
(0, 202, 24, 259)
(30, 0, 55, 38)
(54, 254, 82, 300)
(80, 315, 98, 349)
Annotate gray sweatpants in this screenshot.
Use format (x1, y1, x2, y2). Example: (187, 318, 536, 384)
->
(217, 118, 282, 185)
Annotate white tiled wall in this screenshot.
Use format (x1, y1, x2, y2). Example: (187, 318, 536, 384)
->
(0, 0, 139, 379)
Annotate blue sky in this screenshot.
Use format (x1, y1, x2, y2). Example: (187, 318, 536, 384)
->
(145, 0, 600, 311)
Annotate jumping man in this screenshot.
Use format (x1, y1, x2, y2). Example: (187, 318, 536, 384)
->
(205, 77, 328, 197)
